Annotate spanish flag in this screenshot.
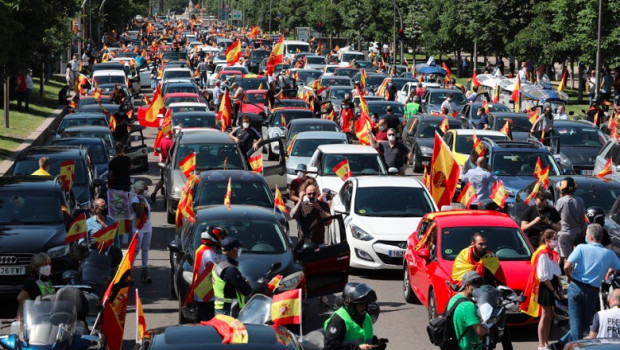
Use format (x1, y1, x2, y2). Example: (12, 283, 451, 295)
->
(457, 182, 477, 209)
(271, 289, 302, 327)
(267, 274, 283, 293)
(176, 174, 199, 229)
(358, 90, 370, 119)
(183, 244, 215, 305)
(360, 69, 367, 94)
(438, 117, 449, 133)
(422, 165, 430, 188)
(178, 151, 196, 178)
(481, 101, 489, 114)
(200, 315, 248, 344)
(274, 186, 289, 214)
(355, 112, 373, 146)
(429, 133, 460, 208)
(217, 89, 232, 131)
(538, 166, 550, 188)
(101, 231, 138, 350)
(117, 219, 132, 236)
(524, 181, 541, 204)
(472, 132, 485, 156)
(145, 84, 165, 123)
(92, 222, 118, 251)
(333, 159, 353, 182)
(224, 178, 232, 209)
(594, 111, 600, 126)
(225, 38, 242, 66)
(93, 86, 102, 100)
(135, 289, 146, 343)
(520, 245, 559, 317)
(595, 157, 613, 179)
(59, 160, 75, 191)
(142, 94, 150, 105)
(492, 83, 500, 103)
(135, 210, 148, 230)
(533, 157, 543, 179)
(64, 212, 87, 243)
(557, 69, 567, 92)
(68, 99, 78, 110)
(470, 71, 480, 93)
(248, 154, 263, 173)
(512, 77, 521, 112)
(528, 108, 539, 125)
(266, 35, 284, 76)
(451, 245, 505, 286)
(442, 62, 453, 80)
(286, 134, 298, 155)
(109, 115, 117, 132)
(489, 180, 508, 208)
(499, 120, 510, 137)
(312, 80, 325, 95)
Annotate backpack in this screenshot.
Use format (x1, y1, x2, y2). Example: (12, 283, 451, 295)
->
(427, 297, 470, 349)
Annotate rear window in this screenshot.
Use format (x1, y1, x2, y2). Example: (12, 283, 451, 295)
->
(197, 180, 272, 208)
(12, 159, 87, 185)
(172, 114, 216, 128)
(0, 191, 63, 224)
(58, 117, 108, 134)
(176, 143, 244, 171)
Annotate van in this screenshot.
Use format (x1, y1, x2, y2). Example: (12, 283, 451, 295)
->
(283, 40, 311, 60)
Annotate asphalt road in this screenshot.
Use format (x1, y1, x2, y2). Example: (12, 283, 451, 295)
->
(0, 96, 562, 350)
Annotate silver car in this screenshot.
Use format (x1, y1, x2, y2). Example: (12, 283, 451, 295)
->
(285, 131, 348, 185)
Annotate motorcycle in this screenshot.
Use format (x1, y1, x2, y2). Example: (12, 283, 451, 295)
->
(472, 285, 525, 350)
(599, 273, 620, 311)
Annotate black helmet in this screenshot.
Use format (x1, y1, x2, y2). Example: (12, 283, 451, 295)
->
(343, 282, 377, 305)
(201, 225, 228, 245)
(558, 177, 576, 194)
(586, 206, 605, 225)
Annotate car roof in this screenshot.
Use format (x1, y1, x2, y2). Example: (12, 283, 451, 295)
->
(164, 92, 200, 98)
(367, 100, 403, 105)
(428, 88, 463, 94)
(450, 130, 506, 137)
(17, 145, 86, 160)
(51, 137, 105, 145)
(484, 139, 546, 151)
(424, 210, 519, 228)
(553, 120, 598, 128)
(329, 85, 353, 90)
(283, 40, 310, 45)
(317, 144, 379, 154)
(289, 119, 337, 126)
(172, 111, 215, 117)
(169, 102, 209, 108)
(63, 125, 111, 133)
(195, 204, 280, 221)
(295, 131, 346, 140)
(62, 113, 107, 119)
(92, 70, 125, 76)
(179, 128, 232, 143)
(0, 175, 63, 191)
(163, 67, 192, 72)
(490, 112, 528, 118)
(354, 176, 425, 188)
(322, 75, 350, 80)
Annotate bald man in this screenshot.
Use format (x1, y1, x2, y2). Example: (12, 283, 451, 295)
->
(589, 288, 620, 339)
(461, 157, 497, 206)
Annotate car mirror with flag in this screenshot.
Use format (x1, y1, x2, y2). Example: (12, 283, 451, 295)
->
(178, 151, 196, 178)
(332, 159, 353, 182)
(271, 288, 302, 336)
(248, 154, 263, 173)
(595, 157, 614, 180)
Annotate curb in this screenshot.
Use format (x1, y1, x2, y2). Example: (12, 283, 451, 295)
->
(0, 105, 68, 176)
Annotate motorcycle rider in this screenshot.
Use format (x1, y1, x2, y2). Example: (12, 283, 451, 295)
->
(447, 271, 488, 350)
(16, 253, 55, 308)
(212, 237, 252, 317)
(585, 206, 612, 248)
(324, 282, 386, 350)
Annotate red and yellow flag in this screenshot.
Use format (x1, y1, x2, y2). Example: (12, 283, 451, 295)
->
(286, 133, 298, 155)
(312, 80, 325, 95)
(142, 94, 150, 105)
(271, 289, 302, 327)
(178, 151, 196, 178)
(267, 274, 283, 293)
(200, 315, 248, 344)
(59, 160, 75, 191)
(274, 186, 289, 214)
(225, 38, 242, 66)
(360, 69, 367, 94)
(499, 120, 510, 137)
(248, 154, 263, 173)
(93, 86, 102, 100)
(101, 231, 138, 350)
(224, 177, 232, 209)
(183, 244, 215, 305)
(528, 108, 539, 125)
(490, 180, 508, 208)
(533, 157, 543, 179)
(442, 62, 453, 80)
(145, 84, 165, 123)
(429, 133, 460, 208)
(117, 219, 132, 236)
(266, 35, 284, 75)
(64, 213, 87, 243)
(538, 166, 550, 188)
(472, 132, 485, 156)
(524, 181, 541, 204)
(109, 115, 117, 132)
(354, 112, 372, 146)
(217, 89, 232, 131)
(176, 174, 199, 229)
(595, 158, 613, 179)
(557, 70, 567, 92)
(470, 71, 480, 92)
(438, 117, 449, 133)
(92, 222, 118, 251)
(594, 111, 600, 126)
(332, 159, 353, 182)
(457, 182, 477, 209)
(135, 289, 146, 343)
(248, 26, 261, 39)
(452, 245, 505, 286)
(422, 165, 430, 188)
(492, 83, 500, 103)
(520, 246, 559, 317)
(512, 77, 521, 112)
(481, 101, 489, 114)
(68, 99, 78, 110)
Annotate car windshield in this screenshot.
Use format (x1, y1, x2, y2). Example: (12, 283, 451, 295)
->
(170, 106, 209, 113)
(58, 118, 108, 133)
(391, 79, 412, 91)
(12, 159, 87, 185)
(306, 56, 325, 64)
(291, 139, 345, 157)
(429, 92, 467, 105)
(286, 44, 310, 54)
(342, 53, 364, 62)
(240, 78, 268, 90)
(574, 186, 620, 213)
(93, 75, 125, 85)
(368, 103, 405, 118)
(417, 120, 461, 138)
(275, 99, 307, 108)
(455, 135, 507, 154)
(329, 88, 350, 100)
(165, 96, 199, 106)
(441, 226, 531, 261)
(494, 116, 532, 131)
(176, 143, 244, 170)
(0, 191, 64, 224)
(321, 78, 351, 88)
(325, 66, 338, 74)
(163, 51, 187, 61)
(297, 71, 322, 85)
(62, 131, 114, 148)
(244, 92, 266, 103)
(365, 76, 386, 88)
(193, 219, 287, 254)
(165, 85, 198, 94)
(289, 124, 339, 140)
(272, 111, 313, 127)
(164, 71, 191, 79)
(335, 69, 358, 79)
(321, 153, 385, 176)
(251, 51, 270, 59)
(197, 181, 272, 208)
(354, 187, 435, 217)
(492, 152, 561, 176)
(172, 115, 216, 128)
(555, 126, 606, 147)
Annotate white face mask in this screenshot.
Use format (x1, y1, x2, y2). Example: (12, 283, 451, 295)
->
(297, 171, 306, 178)
(39, 265, 51, 277)
(242, 122, 250, 129)
(447, 98, 453, 102)
(388, 135, 396, 142)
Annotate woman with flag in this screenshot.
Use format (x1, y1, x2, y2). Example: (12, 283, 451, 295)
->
(132, 181, 153, 283)
(520, 229, 562, 350)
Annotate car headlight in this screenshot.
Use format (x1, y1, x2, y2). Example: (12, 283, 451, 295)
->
(271, 129, 282, 137)
(171, 185, 182, 197)
(47, 244, 70, 259)
(278, 271, 304, 291)
(351, 225, 373, 241)
(553, 153, 571, 166)
(419, 146, 433, 155)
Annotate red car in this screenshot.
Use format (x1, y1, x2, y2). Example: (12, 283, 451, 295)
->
(403, 210, 534, 325)
(240, 89, 268, 114)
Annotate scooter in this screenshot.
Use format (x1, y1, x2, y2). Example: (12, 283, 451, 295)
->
(472, 285, 525, 350)
(599, 273, 620, 311)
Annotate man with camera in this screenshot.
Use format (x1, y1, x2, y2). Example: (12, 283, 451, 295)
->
(520, 191, 561, 248)
(290, 183, 332, 252)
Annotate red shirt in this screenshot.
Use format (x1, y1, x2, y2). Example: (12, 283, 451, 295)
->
(160, 137, 173, 163)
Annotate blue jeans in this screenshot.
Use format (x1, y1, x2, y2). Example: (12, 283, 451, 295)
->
(557, 281, 598, 346)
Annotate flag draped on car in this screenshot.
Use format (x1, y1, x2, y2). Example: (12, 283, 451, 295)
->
(429, 133, 460, 208)
(200, 315, 249, 344)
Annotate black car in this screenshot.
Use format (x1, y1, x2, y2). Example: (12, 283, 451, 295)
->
(0, 176, 79, 294)
(169, 205, 349, 323)
(319, 76, 353, 90)
(403, 115, 464, 172)
(420, 88, 467, 114)
(284, 119, 340, 150)
(50, 137, 110, 178)
(53, 112, 109, 139)
(366, 100, 405, 122)
(163, 82, 200, 96)
(76, 103, 120, 115)
(248, 49, 270, 73)
(9, 145, 102, 208)
(352, 73, 386, 93)
(291, 69, 322, 86)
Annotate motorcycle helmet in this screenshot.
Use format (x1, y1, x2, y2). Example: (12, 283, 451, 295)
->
(343, 282, 377, 306)
(201, 225, 228, 245)
(586, 206, 605, 225)
(558, 177, 576, 194)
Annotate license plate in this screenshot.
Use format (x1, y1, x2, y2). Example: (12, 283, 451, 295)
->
(388, 250, 405, 258)
(580, 170, 593, 175)
(0, 266, 25, 276)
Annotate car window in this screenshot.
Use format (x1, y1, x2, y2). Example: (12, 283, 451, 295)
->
(339, 181, 353, 212)
(608, 144, 620, 164)
(172, 115, 216, 128)
(491, 152, 561, 176)
(92, 75, 125, 86)
(368, 103, 405, 117)
(329, 88, 349, 100)
(176, 143, 244, 170)
(193, 219, 286, 254)
(272, 111, 313, 127)
(575, 186, 620, 213)
(429, 91, 467, 105)
(321, 153, 385, 176)
(555, 126, 606, 147)
(197, 180, 272, 208)
(239, 78, 268, 91)
(164, 71, 192, 80)
(306, 56, 325, 64)
(291, 139, 345, 157)
(297, 71, 322, 85)
(0, 191, 64, 224)
(165, 97, 199, 106)
(289, 123, 339, 139)
(244, 92, 266, 104)
(441, 226, 531, 261)
(285, 44, 310, 54)
(455, 135, 507, 154)
(12, 159, 87, 185)
(354, 187, 434, 217)
(62, 131, 114, 148)
(59, 118, 107, 133)
(493, 116, 532, 131)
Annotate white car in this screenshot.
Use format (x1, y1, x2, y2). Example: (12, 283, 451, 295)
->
(168, 102, 210, 114)
(162, 67, 193, 85)
(306, 144, 387, 196)
(92, 69, 127, 88)
(331, 176, 438, 270)
(285, 131, 348, 185)
(594, 139, 620, 182)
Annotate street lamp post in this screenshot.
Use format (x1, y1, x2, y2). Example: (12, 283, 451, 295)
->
(389, 0, 403, 64)
(594, 0, 602, 101)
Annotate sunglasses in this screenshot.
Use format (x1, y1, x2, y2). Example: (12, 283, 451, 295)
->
(306, 193, 317, 197)
(388, 133, 395, 136)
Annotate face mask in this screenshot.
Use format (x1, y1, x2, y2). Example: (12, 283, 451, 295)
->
(39, 265, 51, 277)
(237, 248, 242, 257)
(242, 122, 250, 129)
(342, 105, 349, 110)
(447, 98, 452, 102)
(388, 135, 396, 142)
(477, 112, 482, 116)
(388, 83, 393, 87)
(548, 240, 558, 249)
(297, 171, 306, 178)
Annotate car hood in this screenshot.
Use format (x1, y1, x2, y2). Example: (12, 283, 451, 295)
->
(316, 176, 346, 194)
(354, 216, 422, 238)
(416, 138, 434, 151)
(0, 224, 67, 254)
(497, 176, 536, 197)
(560, 146, 599, 164)
(286, 156, 312, 172)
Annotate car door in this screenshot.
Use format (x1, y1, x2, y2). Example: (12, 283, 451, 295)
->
(126, 125, 149, 173)
(404, 116, 418, 147)
(409, 221, 437, 305)
(302, 214, 350, 298)
(251, 137, 287, 177)
(443, 132, 454, 152)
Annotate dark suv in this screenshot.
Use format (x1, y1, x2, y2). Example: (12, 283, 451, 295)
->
(0, 176, 79, 294)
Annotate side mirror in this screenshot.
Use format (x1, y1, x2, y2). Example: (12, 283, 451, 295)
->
(388, 167, 399, 175)
(157, 162, 166, 170)
(168, 240, 182, 253)
(416, 248, 431, 260)
(306, 165, 318, 174)
(616, 165, 620, 172)
(562, 168, 574, 175)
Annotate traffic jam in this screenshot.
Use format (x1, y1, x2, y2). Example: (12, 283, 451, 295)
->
(1, 12, 620, 350)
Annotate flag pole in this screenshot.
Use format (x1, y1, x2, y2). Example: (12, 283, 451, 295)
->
(135, 288, 139, 344)
(298, 288, 303, 339)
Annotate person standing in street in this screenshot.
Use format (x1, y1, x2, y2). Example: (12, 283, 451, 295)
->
(370, 128, 412, 174)
(86, 198, 120, 248)
(70, 54, 80, 91)
(404, 93, 420, 124)
(461, 157, 497, 207)
(229, 115, 262, 160)
(108, 142, 132, 192)
(476, 107, 490, 130)
(554, 177, 585, 266)
(132, 181, 152, 284)
(192, 226, 227, 321)
(447, 271, 488, 350)
(520, 191, 561, 248)
(601, 69, 614, 110)
(550, 224, 620, 349)
(378, 106, 402, 136)
(212, 237, 252, 316)
(289, 164, 308, 204)
(588, 288, 620, 339)
(290, 183, 332, 251)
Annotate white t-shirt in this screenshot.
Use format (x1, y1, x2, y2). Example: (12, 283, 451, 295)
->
(131, 195, 152, 233)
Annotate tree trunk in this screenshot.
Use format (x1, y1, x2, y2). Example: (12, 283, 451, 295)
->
(578, 63, 584, 104)
(456, 50, 462, 78)
(3, 76, 9, 128)
(570, 58, 575, 90)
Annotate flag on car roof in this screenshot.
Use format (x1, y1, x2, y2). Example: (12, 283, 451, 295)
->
(557, 69, 567, 92)
(438, 117, 449, 133)
(489, 180, 508, 208)
(274, 186, 289, 214)
(101, 231, 138, 350)
(59, 160, 75, 191)
(271, 289, 302, 327)
(225, 38, 242, 66)
(333, 159, 353, 182)
(217, 89, 232, 131)
(595, 158, 613, 180)
(92, 222, 118, 251)
(429, 133, 460, 208)
(457, 182, 477, 209)
(178, 151, 196, 178)
(135, 289, 146, 343)
(266, 35, 284, 76)
(499, 120, 510, 137)
(224, 177, 232, 209)
(512, 77, 521, 113)
(64, 212, 86, 244)
(248, 154, 263, 173)
(200, 315, 249, 344)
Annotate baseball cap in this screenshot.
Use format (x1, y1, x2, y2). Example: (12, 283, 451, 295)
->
(296, 164, 307, 172)
(459, 271, 483, 291)
(221, 237, 243, 251)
